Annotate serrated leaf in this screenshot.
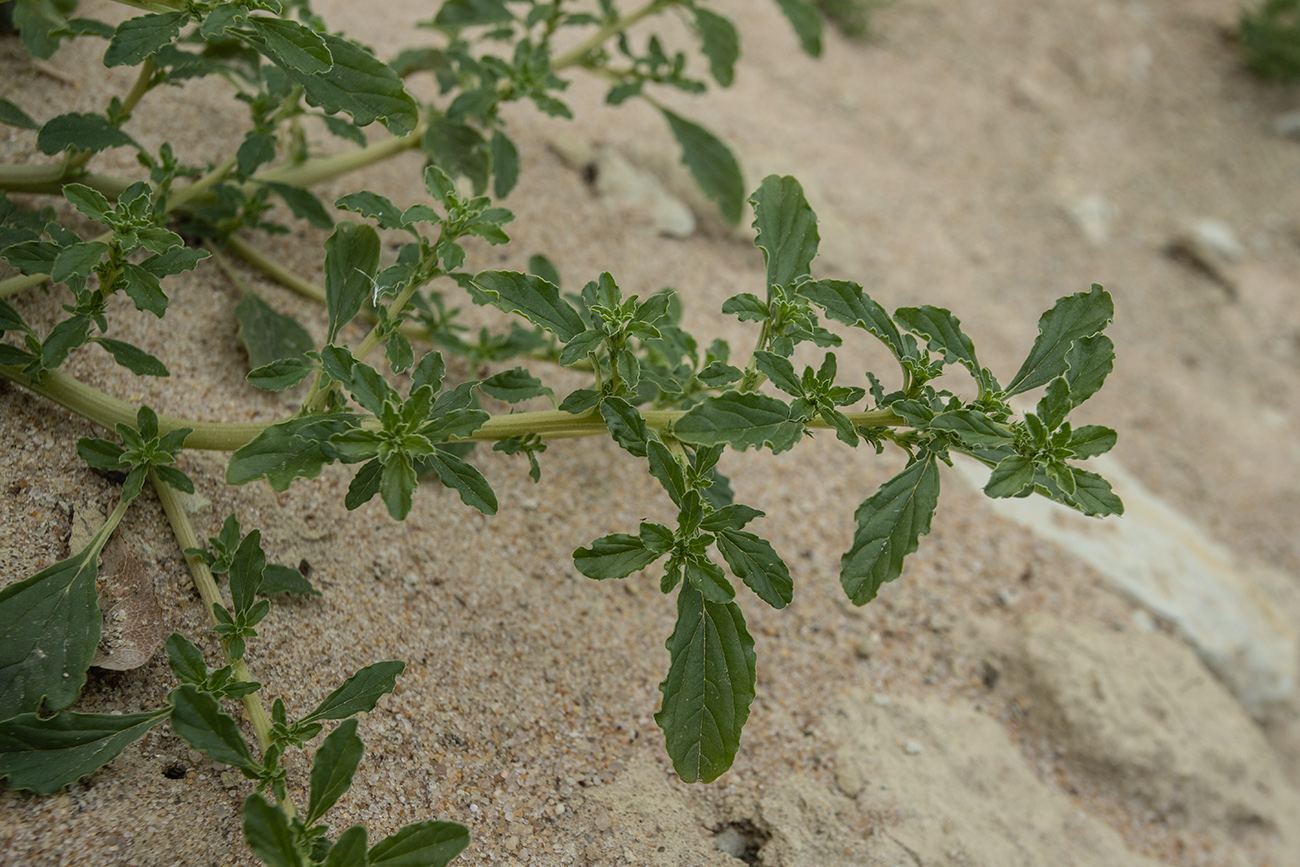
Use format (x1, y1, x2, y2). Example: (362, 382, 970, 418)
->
(928, 409, 1013, 448)
(716, 529, 792, 609)
(599, 396, 650, 457)
(1006, 284, 1113, 396)
(37, 113, 137, 155)
(243, 795, 306, 867)
(1063, 468, 1124, 517)
(51, 241, 107, 283)
(94, 338, 169, 377)
(659, 108, 744, 226)
(120, 263, 168, 317)
(574, 533, 658, 580)
(674, 391, 802, 453)
(235, 291, 315, 371)
(801, 279, 905, 359)
(0, 98, 39, 130)
(479, 367, 551, 404)
(141, 245, 208, 278)
(306, 718, 363, 825)
(335, 191, 405, 231)
(168, 684, 258, 773)
(984, 454, 1035, 499)
(654, 582, 755, 783)
(694, 8, 739, 87)
(749, 175, 818, 291)
(244, 16, 332, 75)
(840, 454, 940, 605)
(471, 271, 585, 341)
(302, 661, 406, 724)
(104, 11, 189, 67)
(0, 709, 170, 795)
(325, 222, 381, 343)
(0, 524, 114, 718)
(1063, 334, 1114, 407)
(773, 0, 824, 56)
(282, 33, 418, 136)
(1068, 425, 1117, 460)
(753, 350, 802, 397)
(62, 183, 112, 222)
(894, 305, 982, 379)
(368, 820, 470, 867)
(226, 414, 356, 491)
(247, 357, 315, 391)
(424, 449, 498, 515)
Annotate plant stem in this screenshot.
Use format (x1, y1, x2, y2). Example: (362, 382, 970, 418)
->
(552, 0, 679, 70)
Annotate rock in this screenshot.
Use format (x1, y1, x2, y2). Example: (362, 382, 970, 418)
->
(592, 148, 696, 238)
(1005, 614, 1300, 853)
(1165, 218, 1245, 295)
(1274, 109, 1300, 140)
(1065, 194, 1115, 245)
(952, 453, 1298, 717)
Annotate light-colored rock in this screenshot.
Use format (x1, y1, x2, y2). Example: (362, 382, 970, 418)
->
(952, 453, 1298, 716)
(1274, 109, 1300, 140)
(592, 148, 696, 238)
(1065, 193, 1115, 245)
(1004, 614, 1300, 853)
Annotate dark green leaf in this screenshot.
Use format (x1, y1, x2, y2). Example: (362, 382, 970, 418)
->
(894, 305, 982, 380)
(716, 529, 792, 609)
(284, 33, 418, 136)
(984, 454, 1035, 499)
(527, 253, 561, 289)
(574, 533, 658, 580)
(302, 660, 406, 724)
(1068, 425, 1117, 460)
(491, 130, 520, 199)
(1035, 377, 1072, 431)
(259, 563, 319, 596)
(325, 222, 381, 343)
(1, 239, 59, 275)
(380, 452, 417, 519)
(694, 8, 739, 87)
(801, 278, 905, 359)
(558, 329, 604, 367)
(247, 357, 315, 391)
(928, 409, 1013, 448)
(646, 440, 689, 506)
(0, 527, 109, 718)
(773, 0, 824, 56)
(422, 118, 489, 195)
(229, 529, 267, 616)
(1063, 334, 1113, 407)
(245, 16, 332, 75)
(749, 175, 818, 290)
(263, 182, 335, 230)
(685, 555, 733, 602)
(599, 396, 650, 457)
(471, 271, 585, 341)
(0, 98, 39, 130)
(164, 633, 209, 685)
(753, 350, 802, 397)
(368, 820, 470, 867)
(94, 337, 169, 377)
(51, 241, 108, 283)
(433, 0, 512, 28)
(141, 245, 208, 278)
(654, 583, 755, 783)
(479, 367, 551, 404)
(243, 795, 306, 867)
(558, 388, 600, 414)
(237, 132, 277, 175)
(324, 826, 369, 867)
(38, 113, 138, 155)
(720, 293, 768, 322)
(0, 709, 169, 795)
(840, 454, 940, 605)
(168, 684, 258, 773)
(104, 11, 189, 67)
(307, 718, 363, 825)
(120, 263, 168, 317)
(226, 414, 356, 491)
(345, 458, 384, 510)
(385, 331, 414, 373)
(335, 191, 406, 231)
(674, 391, 802, 453)
(1063, 468, 1124, 517)
(1006, 284, 1113, 396)
(76, 436, 126, 470)
(424, 449, 498, 515)
(63, 183, 112, 222)
(699, 503, 763, 532)
(153, 464, 194, 495)
(0, 297, 30, 333)
(659, 108, 744, 226)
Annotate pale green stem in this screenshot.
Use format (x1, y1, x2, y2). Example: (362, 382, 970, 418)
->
(552, 0, 679, 70)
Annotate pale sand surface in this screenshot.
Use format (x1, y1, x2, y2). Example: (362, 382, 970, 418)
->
(3, 1, 1300, 865)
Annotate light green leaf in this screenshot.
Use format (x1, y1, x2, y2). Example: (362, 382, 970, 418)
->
(0, 98, 39, 130)
(104, 11, 189, 67)
(659, 108, 744, 225)
(674, 391, 802, 453)
(801, 279, 905, 359)
(283, 33, 418, 135)
(694, 8, 739, 87)
(168, 685, 258, 773)
(235, 291, 314, 371)
(368, 820, 470, 867)
(0, 709, 170, 795)
(574, 534, 658, 580)
(749, 175, 818, 290)
(325, 222, 381, 343)
(840, 454, 940, 605)
(655, 582, 756, 783)
(1006, 284, 1113, 396)
(471, 271, 585, 341)
(37, 113, 138, 155)
(307, 718, 363, 825)
(243, 795, 306, 867)
(302, 661, 406, 724)
(380, 452, 417, 519)
(715, 529, 792, 609)
(94, 338, 169, 377)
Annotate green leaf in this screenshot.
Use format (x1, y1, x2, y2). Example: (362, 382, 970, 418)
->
(599, 396, 651, 457)
(335, 191, 406, 231)
(0, 98, 39, 130)
(237, 132, 277, 175)
(491, 130, 520, 199)
(694, 8, 739, 87)
(302, 661, 406, 724)
(715, 529, 793, 609)
(120, 263, 169, 317)
(164, 633, 209, 685)
(324, 826, 369, 867)
(420, 408, 490, 443)
(380, 452, 417, 519)
(928, 409, 1013, 448)
(646, 440, 688, 506)
(471, 271, 585, 341)
(260, 563, 320, 596)
(226, 414, 356, 491)
(345, 458, 383, 510)
(801, 279, 905, 360)
(283, 33, 418, 136)
(749, 175, 819, 290)
(37, 113, 137, 155)
(228, 529, 267, 616)
(1063, 469, 1124, 517)
(0, 524, 113, 718)
(262, 182, 335, 230)
(51, 241, 108, 283)
(422, 119, 490, 195)
(368, 820, 470, 867)
(479, 367, 551, 404)
(235, 291, 315, 370)
(244, 16, 332, 75)
(894, 305, 982, 380)
(753, 351, 802, 397)
(1006, 284, 1113, 396)
(773, 0, 824, 56)
(840, 454, 940, 605)
(659, 108, 744, 226)
(654, 582, 756, 783)
(141, 245, 208, 278)
(104, 11, 189, 67)
(1068, 425, 1117, 460)
(1063, 334, 1114, 407)
(94, 338, 169, 377)
(984, 454, 1035, 499)
(307, 718, 363, 825)
(1035, 377, 1072, 431)
(434, 0, 513, 28)
(0, 709, 170, 795)
(243, 795, 307, 867)
(674, 391, 802, 453)
(424, 449, 498, 515)
(168, 684, 258, 773)
(63, 183, 112, 222)
(574, 533, 658, 580)
(325, 222, 381, 343)
(247, 357, 315, 391)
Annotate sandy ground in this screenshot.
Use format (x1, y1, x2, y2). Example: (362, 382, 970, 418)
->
(3, 1, 1300, 865)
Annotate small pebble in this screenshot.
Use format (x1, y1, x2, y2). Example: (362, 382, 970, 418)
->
(903, 740, 924, 755)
